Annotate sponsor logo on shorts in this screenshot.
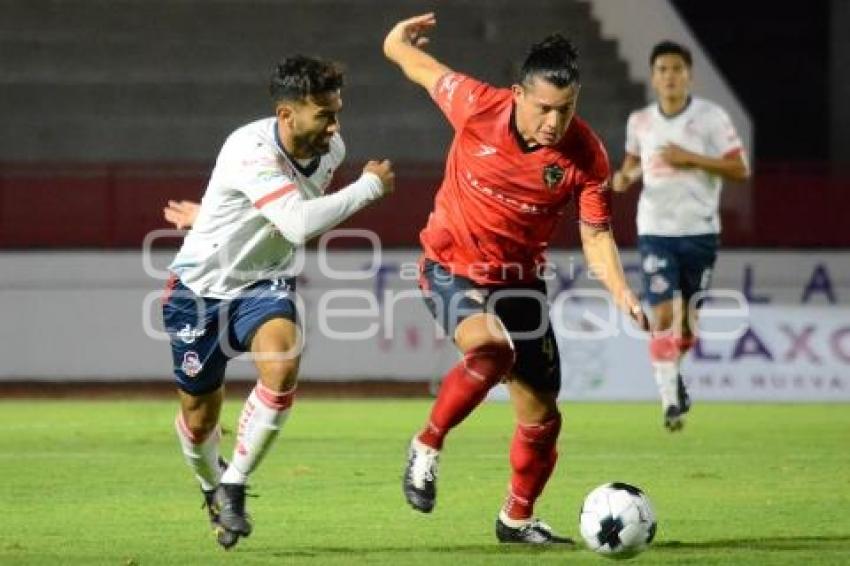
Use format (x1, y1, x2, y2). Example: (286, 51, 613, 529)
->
(181, 351, 203, 378)
(176, 324, 207, 344)
(649, 274, 670, 294)
(642, 254, 667, 274)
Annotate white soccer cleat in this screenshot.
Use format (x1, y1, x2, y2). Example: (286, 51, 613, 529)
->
(403, 437, 440, 513)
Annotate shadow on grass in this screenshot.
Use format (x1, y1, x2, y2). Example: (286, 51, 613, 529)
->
(654, 534, 850, 552)
(248, 535, 850, 558)
(259, 544, 576, 558)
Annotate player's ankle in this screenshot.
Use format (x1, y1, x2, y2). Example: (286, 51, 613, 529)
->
(499, 509, 532, 528)
(220, 465, 248, 485)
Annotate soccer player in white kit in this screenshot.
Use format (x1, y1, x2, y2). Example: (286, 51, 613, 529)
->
(161, 56, 394, 548)
(612, 41, 749, 431)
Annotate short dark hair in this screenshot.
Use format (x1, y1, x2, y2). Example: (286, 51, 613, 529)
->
(650, 41, 692, 68)
(519, 34, 580, 88)
(269, 55, 344, 104)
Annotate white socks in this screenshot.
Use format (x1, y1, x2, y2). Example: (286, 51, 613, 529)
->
(220, 383, 295, 485)
(652, 361, 679, 409)
(174, 414, 222, 492)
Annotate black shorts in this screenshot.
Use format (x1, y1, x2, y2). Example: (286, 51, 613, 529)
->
(418, 259, 560, 393)
(638, 234, 719, 307)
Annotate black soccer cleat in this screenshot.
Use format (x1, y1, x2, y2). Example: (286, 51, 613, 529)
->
(664, 405, 685, 432)
(201, 457, 240, 549)
(215, 483, 253, 537)
(202, 488, 240, 549)
(495, 517, 575, 545)
(403, 438, 439, 513)
(677, 374, 692, 414)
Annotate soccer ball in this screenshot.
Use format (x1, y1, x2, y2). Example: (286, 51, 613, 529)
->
(579, 482, 657, 559)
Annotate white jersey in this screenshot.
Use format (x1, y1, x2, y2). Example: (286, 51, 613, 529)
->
(170, 117, 382, 299)
(625, 97, 745, 236)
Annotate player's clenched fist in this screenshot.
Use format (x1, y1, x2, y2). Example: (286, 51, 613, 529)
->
(364, 159, 395, 195)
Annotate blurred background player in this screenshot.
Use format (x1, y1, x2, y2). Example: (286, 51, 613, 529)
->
(612, 41, 750, 431)
(384, 14, 647, 544)
(161, 56, 394, 548)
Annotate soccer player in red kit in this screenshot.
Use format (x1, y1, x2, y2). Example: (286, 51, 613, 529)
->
(385, 14, 647, 544)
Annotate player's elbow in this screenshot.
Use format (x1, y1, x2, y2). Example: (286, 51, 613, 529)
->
(281, 227, 308, 247)
(579, 220, 612, 241)
(273, 217, 309, 246)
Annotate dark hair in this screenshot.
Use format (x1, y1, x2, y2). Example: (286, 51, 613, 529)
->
(519, 34, 580, 88)
(269, 55, 344, 104)
(650, 41, 692, 68)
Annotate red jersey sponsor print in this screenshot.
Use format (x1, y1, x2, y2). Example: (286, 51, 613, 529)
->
(422, 72, 611, 285)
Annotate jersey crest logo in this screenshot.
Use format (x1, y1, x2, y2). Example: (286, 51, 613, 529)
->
(543, 164, 565, 191)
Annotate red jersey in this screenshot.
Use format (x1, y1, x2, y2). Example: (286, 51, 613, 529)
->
(421, 72, 612, 285)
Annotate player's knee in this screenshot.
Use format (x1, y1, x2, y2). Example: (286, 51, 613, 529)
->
(676, 334, 695, 355)
(652, 303, 676, 330)
(182, 414, 218, 443)
(257, 359, 299, 390)
(462, 341, 516, 386)
(649, 334, 678, 362)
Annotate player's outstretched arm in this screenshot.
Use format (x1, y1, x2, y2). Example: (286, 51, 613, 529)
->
(258, 160, 394, 246)
(579, 223, 649, 331)
(612, 154, 643, 192)
(383, 13, 452, 93)
(163, 200, 200, 229)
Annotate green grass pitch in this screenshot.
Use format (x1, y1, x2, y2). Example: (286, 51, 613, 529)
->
(1, 399, 848, 565)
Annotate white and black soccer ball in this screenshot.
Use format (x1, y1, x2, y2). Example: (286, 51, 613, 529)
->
(579, 482, 657, 559)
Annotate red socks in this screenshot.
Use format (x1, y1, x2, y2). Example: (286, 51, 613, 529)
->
(504, 414, 562, 520)
(418, 343, 515, 450)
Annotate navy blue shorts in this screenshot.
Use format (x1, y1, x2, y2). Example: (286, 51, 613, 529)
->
(161, 276, 298, 396)
(638, 234, 718, 307)
(418, 259, 560, 393)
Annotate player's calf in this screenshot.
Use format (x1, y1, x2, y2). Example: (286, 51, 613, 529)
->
(650, 335, 686, 431)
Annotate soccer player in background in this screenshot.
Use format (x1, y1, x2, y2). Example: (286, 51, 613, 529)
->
(384, 14, 648, 543)
(161, 56, 394, 549)
(611, 41, 750, 431)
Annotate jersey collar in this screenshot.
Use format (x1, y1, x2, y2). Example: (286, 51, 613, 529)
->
(274, 122, 321, 177)
(509, 105, 544, 154)
(656, 95, 693, 120)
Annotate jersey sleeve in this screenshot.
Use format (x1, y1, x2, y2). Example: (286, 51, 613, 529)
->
(708, 106, 744, 157)
(576, 134, 613, 228)
(624, 111, 641, 157)
(430, 72, 500, 130)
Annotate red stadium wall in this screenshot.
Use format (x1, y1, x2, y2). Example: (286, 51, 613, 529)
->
(0, 162, 847, 248)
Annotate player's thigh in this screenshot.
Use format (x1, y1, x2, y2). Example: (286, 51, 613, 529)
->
(651, 298, 683, 331)
(249, 317, 301, 390)
(231, 281, 301, 389)
(638, 236, 680, 308)
(418, 259, 509, 350)
(230, 278, 300, 352)
(493, 283, 561, 399)
(162, 278, 229, 396)
(678, 234, 719, 310)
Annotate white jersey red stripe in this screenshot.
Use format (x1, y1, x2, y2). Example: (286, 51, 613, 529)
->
(254, 183, 297, 209)
(169, 117, 346, 298)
